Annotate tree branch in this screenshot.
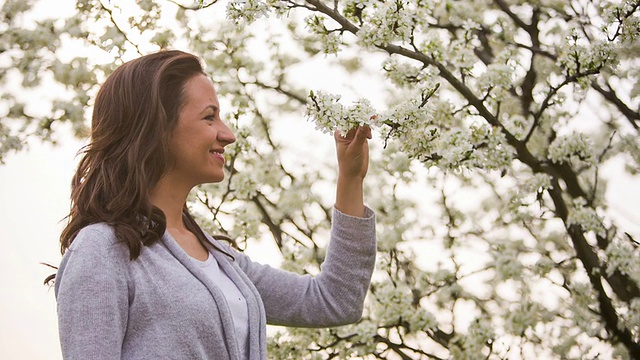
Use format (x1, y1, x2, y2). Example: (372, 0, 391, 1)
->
(251, 194, 284, 249)
(525, 68, 601, 143)
(166, 0, 219, 10)
(493, 0, 531, 31)
(547, 180, 640, 355)
(591, 81, 640, 130)
(98, 0, 143, 55)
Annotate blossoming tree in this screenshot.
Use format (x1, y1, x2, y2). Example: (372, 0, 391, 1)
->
(2, 0, 639, 358)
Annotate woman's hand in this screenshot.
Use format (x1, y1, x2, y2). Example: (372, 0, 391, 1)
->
(334, 125, 372, 218)
(334, 125, 372, 180)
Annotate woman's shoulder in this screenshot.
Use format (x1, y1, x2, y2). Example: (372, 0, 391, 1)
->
(69, 223, 122, 253)
(55, 223, 131, 297)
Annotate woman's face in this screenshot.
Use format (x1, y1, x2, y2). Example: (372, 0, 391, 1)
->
(166, 74, 236, 188)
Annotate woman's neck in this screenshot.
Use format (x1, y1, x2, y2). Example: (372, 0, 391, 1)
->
(149, 178, 192, 231)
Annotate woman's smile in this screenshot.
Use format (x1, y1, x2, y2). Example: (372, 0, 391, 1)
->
(209, 149, 225, 163)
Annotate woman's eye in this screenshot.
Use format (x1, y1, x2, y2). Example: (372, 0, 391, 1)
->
(204, 115, 215, 121)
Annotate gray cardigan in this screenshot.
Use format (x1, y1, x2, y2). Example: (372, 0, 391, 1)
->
(55, 207, 376, 359)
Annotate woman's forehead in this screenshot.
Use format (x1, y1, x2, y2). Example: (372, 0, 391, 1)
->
(183, 74, 220, 109)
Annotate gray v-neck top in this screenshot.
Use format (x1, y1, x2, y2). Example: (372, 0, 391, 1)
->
(193, 252, 249, 359)
(55, 207, 376, 359)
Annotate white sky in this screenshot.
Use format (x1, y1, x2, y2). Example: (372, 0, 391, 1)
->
(0, 136, 76, 359)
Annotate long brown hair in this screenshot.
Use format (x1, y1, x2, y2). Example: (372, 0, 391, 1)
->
(59, 50, 230, 263)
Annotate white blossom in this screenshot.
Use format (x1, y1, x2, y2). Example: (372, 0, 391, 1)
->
(504, 299, 548, 336)
(306, 91, 381, 136)
(356, 0, 417, 48)
(450, 317, 495, 358)
(304, 15, 343, 54)
(226, 0, 269, 24)
(548, 133, 596, 166)
(567, 198, 606, 237)
(604, 237, 640, 281)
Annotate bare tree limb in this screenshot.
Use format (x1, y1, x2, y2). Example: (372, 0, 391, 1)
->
(591, 81, 640, 130)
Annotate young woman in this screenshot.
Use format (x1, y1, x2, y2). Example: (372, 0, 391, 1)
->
(53, 50, 376, 359)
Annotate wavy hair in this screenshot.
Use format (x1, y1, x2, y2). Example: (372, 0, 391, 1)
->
(53, 50, 231, 273)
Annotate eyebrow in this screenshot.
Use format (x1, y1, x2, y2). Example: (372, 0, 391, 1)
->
(201, 105, 219, 114)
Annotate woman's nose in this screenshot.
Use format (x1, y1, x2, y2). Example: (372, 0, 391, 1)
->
(218, 123, 236, 145)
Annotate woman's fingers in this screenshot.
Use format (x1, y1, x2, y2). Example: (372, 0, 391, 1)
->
(334, 125, 371, 180)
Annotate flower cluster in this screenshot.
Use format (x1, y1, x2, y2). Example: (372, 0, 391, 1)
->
(506, 172, 553, 216)
(618, 134, 640, 174)
(504, 299, 546, 336)
(450, 318, 496, 359)
(304, 15, 342, 54)
(490, 239, 525, 281)
(557, 29, 617, 81)
(567, 281, 605, 337)
(548, 132, 596, 166)
(604, 236, 640, 281)
(381, 56, 429, 88)
(567, 198, 606, 237)
(369, 281, 437, 332)
(0, 126, 23, 163)
(306, 90, 381, 136)
(226, 0, 269, 24)
(356, 0, 420, 48)
(621, 298, 640, 337)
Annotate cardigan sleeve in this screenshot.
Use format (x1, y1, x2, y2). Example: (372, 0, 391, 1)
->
(54, 225, 130, 360)
(235, 206, 376, 327)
